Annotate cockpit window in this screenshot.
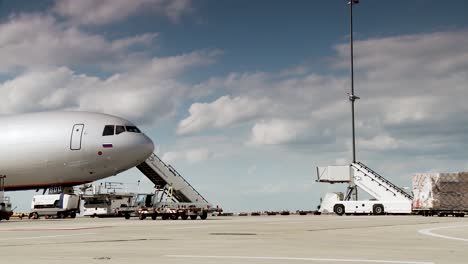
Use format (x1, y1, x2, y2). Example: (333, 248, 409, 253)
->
(103, 125, 115, 136)
(115, 126, 125, 135)
(126, 126, 141, 133)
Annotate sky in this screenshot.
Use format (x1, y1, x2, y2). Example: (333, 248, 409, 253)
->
(3, 0, 468, 212)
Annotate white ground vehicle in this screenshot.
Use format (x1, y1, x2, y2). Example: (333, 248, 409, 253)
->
(118, 191, 221, 220)
(82, 193, 133, 217)
(29, 194, 80, 219)
(0, 196, 12, 221)
(0, 176, 13, 221)
(317, 163, 413, 215)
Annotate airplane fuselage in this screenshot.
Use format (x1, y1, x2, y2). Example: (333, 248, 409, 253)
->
(0, 112, 154, 190)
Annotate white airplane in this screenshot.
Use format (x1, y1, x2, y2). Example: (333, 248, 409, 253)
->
(0, 111, 154, 191)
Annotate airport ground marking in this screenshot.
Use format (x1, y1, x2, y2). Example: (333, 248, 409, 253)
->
(0, 226, 112, 232)
(418, 224, 468, 242)
(0, 232, 96, 241)
(266, 221, 309, 225)
(167, 226, 212, 230)
(166, 255, 434, 264)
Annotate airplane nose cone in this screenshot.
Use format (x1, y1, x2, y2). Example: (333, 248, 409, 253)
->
(143, 134, 155, 157)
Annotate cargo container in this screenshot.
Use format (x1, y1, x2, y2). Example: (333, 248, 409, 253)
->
(412, 172, 468, 217)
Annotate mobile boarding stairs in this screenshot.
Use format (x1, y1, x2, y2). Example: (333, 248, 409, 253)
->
(131, 153, 220, 220)
(316, 162, 413, 215)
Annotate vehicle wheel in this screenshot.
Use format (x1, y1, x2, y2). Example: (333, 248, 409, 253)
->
(57, 212, 65, 219)
(333, 204, 345, 216)
(190, 215, 197, 220)
(124, 213, 130, 220)
(181, 214, 189, 220)
(373, 204, 384, 215)
(170, 214, 179, 220)
(32, 212, 39, 219)
(4, 215, 10, 221)
(200, 212, 208, 220)
(138, 214, 146, 220)
(151, 214, 157, 220)
(70, 212, 77, 219)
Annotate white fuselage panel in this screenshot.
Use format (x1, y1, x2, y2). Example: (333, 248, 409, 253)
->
(0, 111, 154, 190)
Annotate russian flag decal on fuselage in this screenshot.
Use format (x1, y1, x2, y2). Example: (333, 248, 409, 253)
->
(102, 143, 113, 148)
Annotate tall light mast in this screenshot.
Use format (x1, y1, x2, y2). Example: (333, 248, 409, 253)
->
(348, 0, 360, 201)
(349, 0, 359, 163)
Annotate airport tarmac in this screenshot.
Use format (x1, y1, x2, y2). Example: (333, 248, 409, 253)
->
(0, 215, 467, 264)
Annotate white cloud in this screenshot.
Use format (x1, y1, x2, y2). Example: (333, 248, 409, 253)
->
(381, 96, 433, 125)
(190, 72, 270, 99)
(177, 95, 271, 135)
(247, 165, 257, 176)
(279, 65, 308, 77)
(180, 30, 468, 159)
(110, 33, 159, 51)
(161, 151, 179, 164)
(54, 0, 192, 25)
(360, 135, 400, 151)
(186, 148, 212, 163)
(0, 50, 217, 124)
(161, 148, 212, 164)
(249, 119, 308, 145)
(334, 31, 468, 77)
(0, 14, 158, 72)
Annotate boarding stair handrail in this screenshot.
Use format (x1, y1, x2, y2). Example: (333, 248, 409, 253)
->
(166, 164, 208, 203)
(145, 153, 208, 203)
(354, 162, 413, 200)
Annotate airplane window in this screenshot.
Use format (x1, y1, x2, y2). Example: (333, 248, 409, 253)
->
(102, 125, 115, 136)
(116, 126, 125, 135)
(126, 126, 141, 133)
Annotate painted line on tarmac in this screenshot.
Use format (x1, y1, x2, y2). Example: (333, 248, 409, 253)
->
(0, 226, 112, 232)
(266, 221, 309, 225)
(418, 224, 468, 242)
(166, 255, 434, 264)
(0, 232, 96, 241)
(167, 226, 212, 230)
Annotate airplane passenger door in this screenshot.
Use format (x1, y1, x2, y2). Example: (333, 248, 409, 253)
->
(70, 124, 84, 150)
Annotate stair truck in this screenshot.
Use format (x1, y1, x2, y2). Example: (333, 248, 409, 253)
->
(316, 163, 413, 215)
(120, 153, 222, 220)
(317, 164, 468, 216)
